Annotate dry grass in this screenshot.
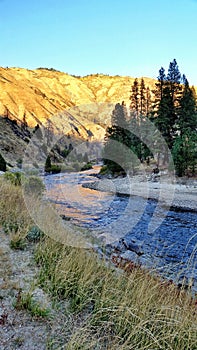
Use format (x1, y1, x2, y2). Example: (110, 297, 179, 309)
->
(0, 177, 31, 236)
(0, 177, 197, 349)
(35, 237, 197, 350)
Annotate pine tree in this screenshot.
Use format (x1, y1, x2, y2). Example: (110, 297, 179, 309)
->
(153, 61, 182, 156)
(172, 132, 197, 176)
(167, 59, 182, 104)
(111, 101, 128, 128)
(129, 79, 152, 163)
(45, 155, 51, 173)
(172, 75, 197, 176)
(130, 78, 139, 117)
(139, 78, 146, 116)
(178, 75, 197, 135)
(153, 67, 166, 107)
(145, 86, 152, 116)
(103, 102, 131, 174)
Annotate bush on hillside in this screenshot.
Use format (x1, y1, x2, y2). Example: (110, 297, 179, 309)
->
(80, 162, 93, 171)
(0, 153, 6, 172)
(4, 172, 23, 186)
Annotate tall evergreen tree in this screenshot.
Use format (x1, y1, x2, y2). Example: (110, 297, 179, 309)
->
(167, 59, 182, 103)
(103, 102, 131, 173)
(45, 155, 51, 173)
(156, 86, 174, 147)
(111, 101, 128, 128)
(153, 67, 166, 107)
(178, 75, 197, 135)
(139, 78, 146, 116)
(172, 132, 197, 176)
(172, 75, 197, 176)
(130, 78, 139, 117)
(145, 86, 152, 116)
(153, 60, 182, 154)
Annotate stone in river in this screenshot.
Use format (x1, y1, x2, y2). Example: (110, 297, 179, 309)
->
(120, 250, 139, 262)
(121, 238, 144, 256)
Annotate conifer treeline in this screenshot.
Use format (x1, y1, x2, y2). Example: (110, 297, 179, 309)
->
(103, 59, 197, 177)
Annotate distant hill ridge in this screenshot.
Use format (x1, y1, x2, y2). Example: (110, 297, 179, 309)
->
(0, 67, 161, 127)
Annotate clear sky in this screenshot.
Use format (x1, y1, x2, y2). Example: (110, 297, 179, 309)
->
(1, 0, 197, 85)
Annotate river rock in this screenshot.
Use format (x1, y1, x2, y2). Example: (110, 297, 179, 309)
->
(109, 240, 127, 252)
(60, 214, 71, 221)
(120, 250, 139, 263)
(120, 238, 144, 256)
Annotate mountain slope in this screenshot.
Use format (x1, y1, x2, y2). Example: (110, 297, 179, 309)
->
(0, 67, 160, 127)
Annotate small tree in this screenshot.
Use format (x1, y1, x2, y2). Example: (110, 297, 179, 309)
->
(0, 153, 6, 172)
(172, 132, 197, 176)
(45, 156, 51, 173)
(130, 78, 139, 117)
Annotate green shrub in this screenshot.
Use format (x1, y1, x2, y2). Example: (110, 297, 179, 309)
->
(26, 226, 45, 242)
(14, 291, 50, 317)
(45, 155, 61, 174)
(99, 164, 109, 175)
(10, 237, 27, 250)
(80, 162, 93, 171)
(4, 171, 23, 186)
(50, 165, 61, 174)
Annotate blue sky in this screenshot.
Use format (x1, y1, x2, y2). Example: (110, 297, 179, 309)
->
(1, 0, 197, 85)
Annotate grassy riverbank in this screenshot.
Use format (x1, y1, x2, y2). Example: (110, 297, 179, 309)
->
(0, 177, 197, 349)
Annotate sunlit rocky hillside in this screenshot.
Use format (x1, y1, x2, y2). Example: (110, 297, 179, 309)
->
(0, 67, 196, 165)
(0, 67, 159, 126)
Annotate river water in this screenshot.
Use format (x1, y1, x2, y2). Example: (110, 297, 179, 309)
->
(44, 166, 197, 292)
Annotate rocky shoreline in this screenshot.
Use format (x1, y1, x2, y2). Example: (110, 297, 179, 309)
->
(83, 174, 197, 212)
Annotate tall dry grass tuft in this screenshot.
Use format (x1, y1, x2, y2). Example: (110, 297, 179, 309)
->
(0, 177, 32, 240)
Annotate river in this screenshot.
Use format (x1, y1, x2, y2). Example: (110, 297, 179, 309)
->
(44, 166, 197, 292)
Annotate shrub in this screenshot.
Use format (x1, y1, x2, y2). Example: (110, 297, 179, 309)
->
(14, 291, 50, 317)
(0, 153, 6, 171)
(50, 165, 61, 174)
(26, 226, 44, 242)
(10, 236, 27, 250)
(80, 162, 93, 171)
(4, 171, 23, 186)
(99, 164, 109, 175)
